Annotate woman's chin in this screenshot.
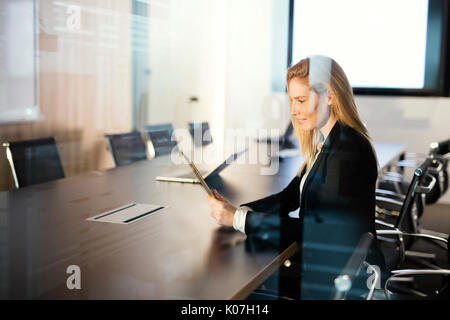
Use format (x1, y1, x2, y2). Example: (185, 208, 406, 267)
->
(298, 122, 313, 131)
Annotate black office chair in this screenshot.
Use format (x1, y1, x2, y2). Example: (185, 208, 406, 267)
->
(188, 122, 213, 147)
(375, 158, 449, 297)
(376, 141, 450, 256)
(383, 234, 449, 300)
(377, 138, 449, 207)
(105, 132, 148, 167)
(425, 139, 450, 204)
(2, 137, 65, 188)
(144, 123, 178, 157)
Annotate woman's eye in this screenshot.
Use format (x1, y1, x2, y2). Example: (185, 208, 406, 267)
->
(297, 100, 305, 104)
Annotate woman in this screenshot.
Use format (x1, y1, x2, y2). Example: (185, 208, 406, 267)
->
(207, 55, 385, 299)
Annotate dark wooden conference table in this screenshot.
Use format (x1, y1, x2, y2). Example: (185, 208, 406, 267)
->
(0, 142, 405, 299)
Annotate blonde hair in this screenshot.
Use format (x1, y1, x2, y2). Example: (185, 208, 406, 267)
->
(287, 56, 375, 175)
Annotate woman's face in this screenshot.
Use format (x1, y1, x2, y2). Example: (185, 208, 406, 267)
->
(288, 77, 331, 131)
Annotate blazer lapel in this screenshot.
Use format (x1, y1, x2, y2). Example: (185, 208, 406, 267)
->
(299, 121, 342, 211)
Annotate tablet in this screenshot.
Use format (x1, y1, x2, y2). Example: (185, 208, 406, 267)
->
(179, 150, 213, 196)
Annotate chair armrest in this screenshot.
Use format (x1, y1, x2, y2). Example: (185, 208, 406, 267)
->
(376, 235, 397, 243)
(391, 269, 450, 276)
(395, 160, 419, 168)
(375, 219, 395, 229)
(416, 174, 437, 194)
(375, 189, 406, 200)
(375, 196, 404, 208)
(385, 269, 450, 299)
(376, 230, 448, 245)
(428, 161, 444, 174)
(380, 175, 403, 183)
(400, 232, 448, 244)
(383, 171, 403, 179)
(376, 229, 402, 236)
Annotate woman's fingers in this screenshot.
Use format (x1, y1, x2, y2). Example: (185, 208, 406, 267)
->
(213, 189, 227, 201)
(207, 196, 224, 216)
(207, 190, 235, 227)
(208, 194, 222, 206)
(208, 199, 225, 221)
(208, 190, 226, 204)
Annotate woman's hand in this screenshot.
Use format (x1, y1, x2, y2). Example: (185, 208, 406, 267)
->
(207, 189, 237, 227)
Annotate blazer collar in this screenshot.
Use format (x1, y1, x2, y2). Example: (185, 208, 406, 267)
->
(300, 120, 342, 192)
(320, 120, 343, 153)
(299, 120, 343, 178)
(299, 121, 342, 220)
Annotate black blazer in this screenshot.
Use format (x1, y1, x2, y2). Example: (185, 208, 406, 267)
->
(242, 121, 385, 298)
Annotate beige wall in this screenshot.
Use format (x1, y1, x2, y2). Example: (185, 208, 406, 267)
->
(145, 0, 281, 152)
(0, 0, 132, 191)
(356, 95, 450, 204)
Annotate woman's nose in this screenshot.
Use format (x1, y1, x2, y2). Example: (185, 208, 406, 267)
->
(290, 102, 302, 116)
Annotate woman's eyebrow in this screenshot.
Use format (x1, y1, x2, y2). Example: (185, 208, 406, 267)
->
(292, 95, 308, 99)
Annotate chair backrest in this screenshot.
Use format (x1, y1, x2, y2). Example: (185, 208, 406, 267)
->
(426, 139, 450, 203)
(435, 138, 450, 156)
(188, 122, 213, 147)
(144, 123, 177, 157)
(425, 159, 445, 204)
(395, 158, 433, 240)
(105, 132, 147, 167)
(435, 139, 449, 193)
(447, 234, 450, 264)
(3, 137, 65, 188)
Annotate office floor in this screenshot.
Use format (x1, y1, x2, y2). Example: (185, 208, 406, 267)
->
(420, 203, 450, 234)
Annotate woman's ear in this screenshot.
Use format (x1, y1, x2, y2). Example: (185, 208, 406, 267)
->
(326, 89, 333, 106)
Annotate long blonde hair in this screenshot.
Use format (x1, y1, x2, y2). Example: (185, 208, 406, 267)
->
(287, 56, 374, 175)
